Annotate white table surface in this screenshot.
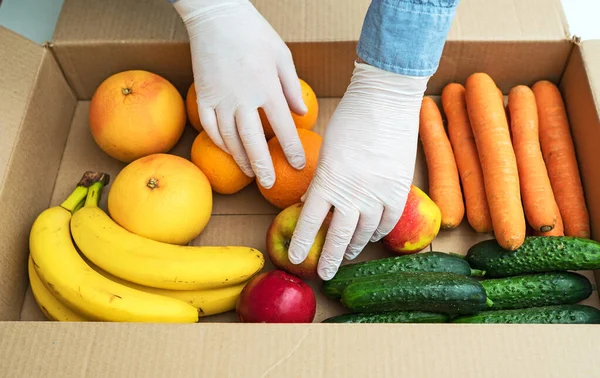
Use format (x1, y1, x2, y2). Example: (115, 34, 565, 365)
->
(1, 0, 599, 45)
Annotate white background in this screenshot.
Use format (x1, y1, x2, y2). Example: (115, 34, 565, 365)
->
(561, 0, 600, 40)
(0, 0, 599, 45)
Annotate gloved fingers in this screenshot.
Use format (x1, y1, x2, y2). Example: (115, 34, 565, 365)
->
(263, 96, 306, 170)
(300, 191, 308, 202)
(371, 204, 404, 242)
(344, 208, 383, 260)
(288, 190, 332, 265)
(235, 109, 276, 188)
(318, 207, 360, 281)
(277, 48, 308, 116)
(216, 108, 254, 178)
(198, 106, 229, 154)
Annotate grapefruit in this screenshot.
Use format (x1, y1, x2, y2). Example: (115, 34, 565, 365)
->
(107, 153, 213, 245)
(89, 70, 186, 163)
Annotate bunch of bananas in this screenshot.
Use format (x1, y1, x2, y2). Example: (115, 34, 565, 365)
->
(28, 171, 265, 323)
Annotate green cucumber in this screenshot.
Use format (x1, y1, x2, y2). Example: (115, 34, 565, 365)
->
(341, 272, 488, 315)
(323, 252, 482, 299)
(452, 305, 600, 324)
(481, 272, 593, 310)
(322, 311, 449, 323)
(466, 236, 600, 277)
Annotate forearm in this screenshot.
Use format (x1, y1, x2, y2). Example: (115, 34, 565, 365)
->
(357, 0, 460, 76)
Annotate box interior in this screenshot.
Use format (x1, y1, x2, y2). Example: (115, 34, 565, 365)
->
(2, 0, 600, 324)
(9, 38, 600, 323)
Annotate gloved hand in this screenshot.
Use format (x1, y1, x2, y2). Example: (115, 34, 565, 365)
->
(288, 62, 430, 280)
(172, 0, 307, 189)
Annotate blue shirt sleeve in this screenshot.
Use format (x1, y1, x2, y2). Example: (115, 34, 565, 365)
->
(357, 0, 460, 77)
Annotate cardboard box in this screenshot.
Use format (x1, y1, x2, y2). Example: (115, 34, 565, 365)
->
(2, 0, 600, 376)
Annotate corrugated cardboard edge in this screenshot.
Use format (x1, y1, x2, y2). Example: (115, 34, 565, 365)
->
(1, 322, 600, 377)
(0, 29, 78, 320)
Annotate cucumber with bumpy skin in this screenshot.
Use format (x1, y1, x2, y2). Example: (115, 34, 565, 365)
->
(481, 272, 593, 310)
(451, 305, 600, 324)
(323, 252, 481, 299)
(341, 272, 488, 315)
(466, 236, 600, 277)
(322, 311, 449, 323)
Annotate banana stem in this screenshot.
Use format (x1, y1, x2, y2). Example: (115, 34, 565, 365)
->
(77, 171, 110, 188)
(73, 197, 87, 214)
(84, 181, 105, 208)
(60, 186, 89, 213)
(61, 171, 110, 213)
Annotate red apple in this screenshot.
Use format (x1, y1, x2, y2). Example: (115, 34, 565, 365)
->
(266, 203, 332, 279)
(382, 184, 441, 254)
(236, 270, 316, 323)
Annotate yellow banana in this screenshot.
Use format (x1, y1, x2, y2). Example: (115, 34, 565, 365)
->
(28, 254, 88, 322)
(70, 193, 265, 291)
(30, 176, 200, 323)
(86, 258, 246, 317)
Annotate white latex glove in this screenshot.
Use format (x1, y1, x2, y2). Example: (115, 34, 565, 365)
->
(288, 62, 429, 280)
(173, 0, 307, 188)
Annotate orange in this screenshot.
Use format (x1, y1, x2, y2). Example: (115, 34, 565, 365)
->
(190, 131, 253, 195)
(186, 82, 203, 133)
(259, 78, 319, 140)
(107, 153, 213, 245)
(258, 129, 322, 209)
(89, 70, 186, 163)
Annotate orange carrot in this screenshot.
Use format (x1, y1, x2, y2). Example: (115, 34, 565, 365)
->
(419, 96, 465, 229)
(497, 88, 512, 138)
(442, 83, 493, 233)
(532, 80, 590, 238)
(508, 85, 557, 232)
(533, 200, 564, 237)
(465, 73, 525, 250)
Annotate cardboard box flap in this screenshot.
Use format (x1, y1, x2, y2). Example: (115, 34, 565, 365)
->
(0, 26, 45, 186)
(0, 27, 77, 321)
(52, 0, 188, 43)
(52, 0, 568, 45)
(51, 0, 370, 44)
(429, 0, 572, 94)
(0, 26, 48, 321)
(449, 0, 569, 41)
(51, 0, 369, 44)
(50, 0, 572, 99)
(560, 40, 600, 241)
(2, 322, 600, 377)
(580, 40, 600, 113)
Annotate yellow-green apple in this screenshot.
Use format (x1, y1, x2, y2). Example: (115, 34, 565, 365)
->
(382, 185, 441, 254)
(266, 203, 332, 279)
